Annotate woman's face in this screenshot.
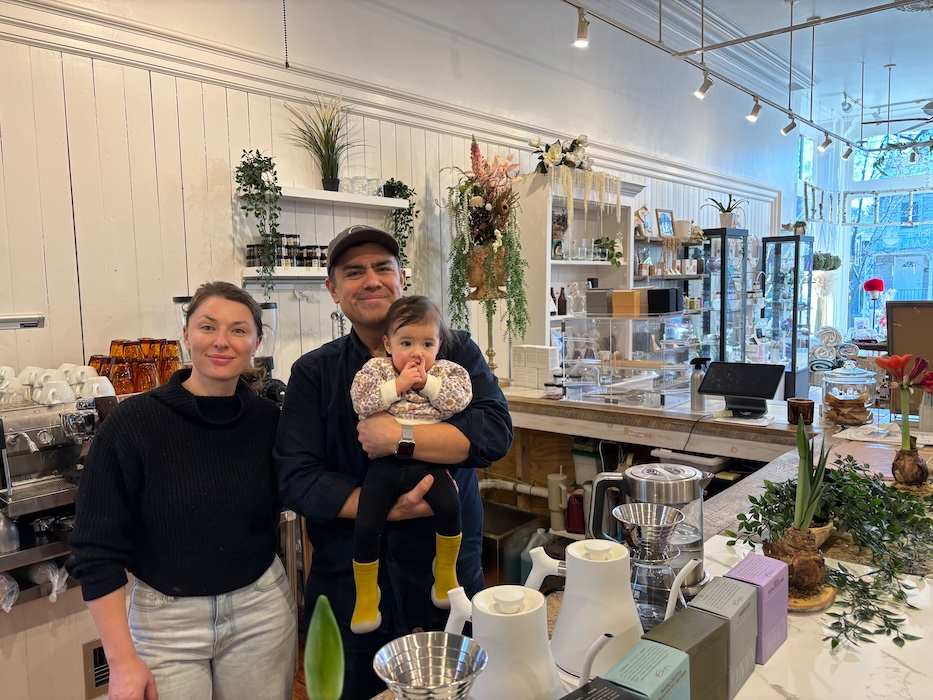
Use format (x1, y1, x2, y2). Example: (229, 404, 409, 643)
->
(183, 297, 260, 395)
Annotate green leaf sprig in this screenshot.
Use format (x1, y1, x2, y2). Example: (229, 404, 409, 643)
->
(304, 595, 344, 700)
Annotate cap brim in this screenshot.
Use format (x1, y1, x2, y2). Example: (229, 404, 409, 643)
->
(328, 226, 400, 271)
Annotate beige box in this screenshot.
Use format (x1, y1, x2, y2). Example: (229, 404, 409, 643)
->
(684, 258, 698, 275)
(511, 345, 527, 368)
(612, 289, 648, 316)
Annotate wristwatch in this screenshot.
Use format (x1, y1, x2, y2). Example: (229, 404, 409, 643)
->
(395, 424, 415, 459)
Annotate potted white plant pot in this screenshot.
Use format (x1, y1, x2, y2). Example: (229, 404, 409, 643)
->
(719, 212, 736, 228)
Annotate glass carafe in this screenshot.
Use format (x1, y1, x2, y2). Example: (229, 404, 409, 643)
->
(630, 547, 684, 632)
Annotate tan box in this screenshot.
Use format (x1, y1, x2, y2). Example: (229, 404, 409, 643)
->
(612, 289, 647, 316)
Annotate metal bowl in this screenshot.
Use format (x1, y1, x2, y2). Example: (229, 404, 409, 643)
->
(612, 502, 685, 555)
(373, 631, 487, 700)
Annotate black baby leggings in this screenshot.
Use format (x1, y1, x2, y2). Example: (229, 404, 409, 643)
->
(354, 457, 461, 563)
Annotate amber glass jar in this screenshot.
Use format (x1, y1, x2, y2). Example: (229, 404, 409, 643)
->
(109, 340, 126, 359)
(109, 358, 135, 395)
(134, 358, 160, 393)
(158, 340, 183, 385)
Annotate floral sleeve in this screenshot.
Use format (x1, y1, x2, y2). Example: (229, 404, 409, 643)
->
(350, 357, 396, 418)
(422, 360, 473, 419)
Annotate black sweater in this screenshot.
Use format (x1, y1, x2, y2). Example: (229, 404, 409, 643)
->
(68, 369, 281, 601)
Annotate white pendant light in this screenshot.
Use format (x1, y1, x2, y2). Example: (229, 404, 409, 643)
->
(746, 97, 762, 122)
(694, 71, 713, 99)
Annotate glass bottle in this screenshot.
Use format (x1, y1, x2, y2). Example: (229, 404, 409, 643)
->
(549, 288, 558, 316)
(557, 287, 567, 315)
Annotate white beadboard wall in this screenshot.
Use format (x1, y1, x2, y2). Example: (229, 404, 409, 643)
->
(0, 0, 790, 378)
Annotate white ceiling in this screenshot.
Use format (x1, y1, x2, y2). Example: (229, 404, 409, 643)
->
(594, 0, 933, 142)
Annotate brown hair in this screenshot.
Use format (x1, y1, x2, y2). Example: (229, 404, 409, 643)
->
(185, 281, 264, 338)
(384, 296, 453, 351)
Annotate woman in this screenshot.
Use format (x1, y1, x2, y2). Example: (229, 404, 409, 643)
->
(69, 281, 296, 700)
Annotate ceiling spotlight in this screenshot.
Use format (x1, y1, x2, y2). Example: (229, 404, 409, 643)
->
(781, 116, 797, 136)
(694, 71, 714, 100)
(574, 8, 589, 47)
(818, 133, 833, 152)
(841, 92, 852, 113)
(909, 150, 918, 164)
(842, 146, 853, 161)
(746, 97, 762, 122)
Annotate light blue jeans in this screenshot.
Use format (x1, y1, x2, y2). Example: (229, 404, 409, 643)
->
(129, 557, 297, 700)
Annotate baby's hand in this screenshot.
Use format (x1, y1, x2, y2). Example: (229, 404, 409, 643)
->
(396, 361, 424, 394)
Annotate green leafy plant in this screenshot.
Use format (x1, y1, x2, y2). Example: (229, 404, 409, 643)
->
(235, 149, 281, 300)
(726, 451, 933, 649)
(702, 194, 748, 213)
(793, 220, 807, 232)
(304, 595, 344, 700)
(383, 178, 419, 272)
(813, 252, 842, 271)
(594, 236, 625, 267)
(793, 419, 829, 532)
(284, 94, 360, 181)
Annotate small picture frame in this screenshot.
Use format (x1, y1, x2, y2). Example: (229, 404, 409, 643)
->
(655, 209, 675, 237)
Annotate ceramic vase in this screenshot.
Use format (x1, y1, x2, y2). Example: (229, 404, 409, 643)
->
(466, 246, 507, 300)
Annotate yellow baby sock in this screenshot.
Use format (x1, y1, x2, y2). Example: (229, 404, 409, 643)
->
(432, 533, 462, 609)
(350, 559, 382, 634)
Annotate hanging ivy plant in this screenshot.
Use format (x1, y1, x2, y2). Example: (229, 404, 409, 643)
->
(235, 149, 282, 299)
(383, 178, 419, 275)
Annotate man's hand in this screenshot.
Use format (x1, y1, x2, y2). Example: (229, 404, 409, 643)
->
(357, 411, 401, 458)
(387, 474, 436, 520)
(396, 358, 427, 394)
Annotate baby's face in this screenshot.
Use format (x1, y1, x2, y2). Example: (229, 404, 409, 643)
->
(384, 321, 440, 373)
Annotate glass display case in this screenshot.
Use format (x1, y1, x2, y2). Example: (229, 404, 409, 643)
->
(761, 234, 813, 399)
(556, 313, 700, 407)
(696, 228, 748, 363)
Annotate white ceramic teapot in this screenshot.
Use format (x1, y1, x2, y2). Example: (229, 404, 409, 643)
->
(444, 584, 564, 700)
(525, 539, 643, 680)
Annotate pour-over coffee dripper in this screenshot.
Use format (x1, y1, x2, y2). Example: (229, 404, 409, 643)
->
(612, 503, 687, 631)
(373, 631, 488, 700)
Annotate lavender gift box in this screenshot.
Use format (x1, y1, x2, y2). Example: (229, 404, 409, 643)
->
(724, 553, 788, 664)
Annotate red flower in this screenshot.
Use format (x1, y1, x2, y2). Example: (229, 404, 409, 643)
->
(907, 357, 929, 383)
(875, 354, 912, 384)
(915, 372, 933, 393)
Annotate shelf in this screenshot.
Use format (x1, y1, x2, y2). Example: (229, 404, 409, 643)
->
(550, 259, 623, 266)
(280, 186, 409, 211)
(242, 266, 414, 283)
(632, 274, 702, 281)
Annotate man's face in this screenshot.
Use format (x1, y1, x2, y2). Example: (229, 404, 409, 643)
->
(326, 242, 405, 330)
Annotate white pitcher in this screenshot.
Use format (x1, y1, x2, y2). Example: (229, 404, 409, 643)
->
(525, 539, 643, 680)
(444, 585, 564, 700)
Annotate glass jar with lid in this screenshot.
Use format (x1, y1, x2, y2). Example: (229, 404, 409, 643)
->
(822, 361, 876, 426)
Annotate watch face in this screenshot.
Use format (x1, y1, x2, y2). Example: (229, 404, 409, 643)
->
(396, 441, 415, 459)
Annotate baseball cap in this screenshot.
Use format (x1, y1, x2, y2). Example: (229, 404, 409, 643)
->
(327, 225, 400, 271)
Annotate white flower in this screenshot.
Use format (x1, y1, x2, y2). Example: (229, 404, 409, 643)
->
(485, 203, 493, 211)
(528, 136, 542, 148)
(576, 134, 589, 146)
(469, 195, 485, 208)
(563, 151, 579, 167)
(491, 231, 503, 251)
(542, 143, 562, 167)
(582, 156, 594, 171)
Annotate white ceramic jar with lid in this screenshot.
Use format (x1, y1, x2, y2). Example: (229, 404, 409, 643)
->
(822, 361, 876, 426)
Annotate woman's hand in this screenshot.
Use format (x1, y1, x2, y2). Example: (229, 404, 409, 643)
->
(107, 655, 159, 700)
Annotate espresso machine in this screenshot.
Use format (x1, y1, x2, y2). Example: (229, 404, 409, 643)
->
(0, 398, 101, 519)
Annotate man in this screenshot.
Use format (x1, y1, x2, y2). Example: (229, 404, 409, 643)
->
(275, 225, 512, 699)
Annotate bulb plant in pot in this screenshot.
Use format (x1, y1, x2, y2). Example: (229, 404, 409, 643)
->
(701, 194, 748, 229)
(284, 93, 359, 191)
(873, 354, 933, 485)
(446, 137, 529, 345)
(235, 149, 282, 300)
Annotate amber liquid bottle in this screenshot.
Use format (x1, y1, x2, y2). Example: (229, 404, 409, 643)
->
(557, 287, 567, 315)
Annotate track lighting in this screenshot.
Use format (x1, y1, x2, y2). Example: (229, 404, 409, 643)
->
(781, 116, 797, 136)
(842, 146, 853, 161)
(746, 97, 761, 122)
(693, 71, 713, 99)
(818, 133, 832, 152)
(573, 8, 589, 47)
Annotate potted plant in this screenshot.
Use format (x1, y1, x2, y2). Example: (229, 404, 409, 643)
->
(593, 236, 625, 267)
(446, 137, 529, 344)
(812, 252, 841, 271)
(382, 178, 419, 275)
(793, 220, 807, 235)
(235, 149, 281, 300)
(726, 444, 933, 648)
(284, 93, 360, 191)
(873, 354, 933, 484)
(701, 195, 748, 228)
